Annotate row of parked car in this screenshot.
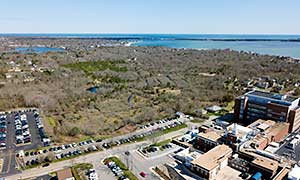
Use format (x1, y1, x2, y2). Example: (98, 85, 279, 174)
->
(23, 139, 96, 160)
(24, 144, 101, 167)
(141, 143, 173, 154)
(87, 169, 99, 180)
(104, 160, 129, 180)
(0, 114, 7, 149)
(102, 121, 183, 149)
(15, 113, 32, 144)
(33, 110, 51, 146)
(140, 115, 183, 129)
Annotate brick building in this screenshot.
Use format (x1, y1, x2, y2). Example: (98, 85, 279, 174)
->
(248, 119, 289, 149)
(234, 90, 300, 132)
(193, 131, 221, 152)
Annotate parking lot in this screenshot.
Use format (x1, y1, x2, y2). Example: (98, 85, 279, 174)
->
(5, 110, 45, 150)
(20, 115, 188, 169)
(0, 109, 49, 175)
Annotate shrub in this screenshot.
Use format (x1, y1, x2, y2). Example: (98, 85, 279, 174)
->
(68, 127, 81, 136)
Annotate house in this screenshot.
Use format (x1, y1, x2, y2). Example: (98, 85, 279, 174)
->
(205, 105, 222, 113)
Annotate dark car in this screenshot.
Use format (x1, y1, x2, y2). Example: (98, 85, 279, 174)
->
(140, 172, 147, 178)
(42, 163, 50, 167)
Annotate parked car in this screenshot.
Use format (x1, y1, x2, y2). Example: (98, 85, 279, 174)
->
(140, 172, 147, 178)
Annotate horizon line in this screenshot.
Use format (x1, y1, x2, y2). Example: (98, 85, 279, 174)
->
(0, 32, 300, 36)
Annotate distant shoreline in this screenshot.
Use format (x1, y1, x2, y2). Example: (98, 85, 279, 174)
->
(1, 35, 300, 42)
(1, 34, 300, 58)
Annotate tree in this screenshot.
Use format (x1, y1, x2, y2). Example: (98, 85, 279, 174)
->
(294, 88, 300, 96)
(221, 93, 234, 103)
(68, 126, 81, 136)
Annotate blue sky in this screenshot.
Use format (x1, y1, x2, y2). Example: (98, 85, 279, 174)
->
(0, 0, 299, 34)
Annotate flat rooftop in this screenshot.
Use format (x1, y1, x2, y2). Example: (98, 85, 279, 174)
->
(251, 156, 278, 171)
(192, 145, 232, 171)
(249, 119, 289, 137)
(56, 168, 74, 180)
(216, 166, 243, 180)
(227, 123, 252, 139)
(246, 90, 298, 103)
(197, 131, 221, 142)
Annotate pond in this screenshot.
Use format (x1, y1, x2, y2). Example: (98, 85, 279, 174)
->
(87, 86, 99, 93)
(15, 47, 65, 54)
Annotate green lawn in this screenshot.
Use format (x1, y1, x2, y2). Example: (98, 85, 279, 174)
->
(207, 110, 229, 117)
(72, 163, 93, 180)
(104, 157, 138, 180)
(190, 119, 205, 124)
(149, 139, 172, 150)
(161, 124, 187, 134)
(153, 139, 171, 147)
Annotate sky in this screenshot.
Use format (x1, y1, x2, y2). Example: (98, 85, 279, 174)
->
(0, 0, 299, 34)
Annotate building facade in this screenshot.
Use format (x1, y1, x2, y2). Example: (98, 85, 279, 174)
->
(234, 90, 300, 132)
(191, 145, 232, 180)
(193, 131, 221, 152)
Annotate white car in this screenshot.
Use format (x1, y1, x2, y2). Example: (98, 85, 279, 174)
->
(22, 124, 29, 129)
(16, 135, 24, 140)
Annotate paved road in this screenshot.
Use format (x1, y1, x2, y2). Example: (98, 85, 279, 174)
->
(2, 127, 188, 180)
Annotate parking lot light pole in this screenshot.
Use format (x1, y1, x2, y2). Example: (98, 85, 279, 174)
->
(124, 151, 131, 170)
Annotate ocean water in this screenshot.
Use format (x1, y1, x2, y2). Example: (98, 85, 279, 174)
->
(2, 34, 300, 58)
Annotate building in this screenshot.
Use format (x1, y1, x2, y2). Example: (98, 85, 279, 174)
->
(174, 148, 202, 168)
(205, 105, 222, 113)
(250, 156, 279, 179)
(224, 123, 253, 150)
(248, 119, 289, 150)
(234, 90, 300, 132)
(56, 168, 75, 180)
(288, 165, 300, 180)
(193, 131, 221, 152)
(225, 119, 288, 150)
(191, 145, 232, 180)
(272, 167, 290, 180)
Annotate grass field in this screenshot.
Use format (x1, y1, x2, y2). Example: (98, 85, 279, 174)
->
(152, 139, 171, 147)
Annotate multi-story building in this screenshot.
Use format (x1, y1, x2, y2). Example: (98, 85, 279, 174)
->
(234, 90, 300, 132)
(250, 156, 279, 179)
(193, 131, 221, 152)
(191, 145, 232, 180)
